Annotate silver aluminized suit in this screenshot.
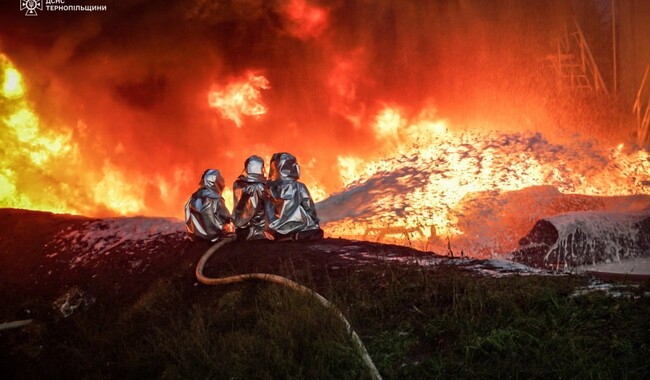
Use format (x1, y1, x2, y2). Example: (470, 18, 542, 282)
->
(266, 152, 323, 240)
(185, 169, 232, 242)
(232, 155, 272, 240)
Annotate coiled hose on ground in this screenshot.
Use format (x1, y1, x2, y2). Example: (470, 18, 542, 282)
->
(195, 236, 382, 380)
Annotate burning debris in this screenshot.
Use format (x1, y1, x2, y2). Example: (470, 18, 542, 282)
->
(318, 128, 650, 255)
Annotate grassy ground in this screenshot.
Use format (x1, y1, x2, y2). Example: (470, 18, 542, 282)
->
(2, 262, 649, 380)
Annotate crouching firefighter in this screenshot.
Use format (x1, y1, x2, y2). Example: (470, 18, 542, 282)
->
(185, 169, 233, 242)
(266, 152, 324, 240)
(232, 155, 273, 240)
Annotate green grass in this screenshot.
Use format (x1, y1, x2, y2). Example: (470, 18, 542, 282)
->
(2, 265, 649, 379)
(335, 267, 650, 379)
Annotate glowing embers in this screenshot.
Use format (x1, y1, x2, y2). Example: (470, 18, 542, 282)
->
(208, 72, 270, 127)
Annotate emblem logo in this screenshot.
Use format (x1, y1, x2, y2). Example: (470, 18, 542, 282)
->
(20, 0, 43, 16)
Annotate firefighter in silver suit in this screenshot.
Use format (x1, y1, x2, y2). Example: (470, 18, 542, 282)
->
(232, 155, 272, 240)
(266, 152, 324, 240)
(185, 169, 233, 242)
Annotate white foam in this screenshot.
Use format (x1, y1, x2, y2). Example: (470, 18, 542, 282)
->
(52, 217, 185, 268)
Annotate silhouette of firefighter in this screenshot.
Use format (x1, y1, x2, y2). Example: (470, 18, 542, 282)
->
(232, 155, 273, 240)
(184, 169, 233, 242)
(266, 152, 323, 240)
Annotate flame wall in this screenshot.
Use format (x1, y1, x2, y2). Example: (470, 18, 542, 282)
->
(0, 0, 631, 219)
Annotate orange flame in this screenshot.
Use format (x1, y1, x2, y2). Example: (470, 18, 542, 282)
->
(208, 72, 270, 127)
(2, 65, 23, 99)
(1, 55, 152, 217)
(373, 106, 404, 141)
(1, 55, 78, 214)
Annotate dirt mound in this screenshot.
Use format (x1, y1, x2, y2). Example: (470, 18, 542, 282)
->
(0, 208, 439, 322)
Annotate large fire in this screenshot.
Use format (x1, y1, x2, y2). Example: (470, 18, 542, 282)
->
(320, 105, 650, 254)
(1, 1, 649, 256)
(1, 55, 76, 213)
(1, 56, 165, 216)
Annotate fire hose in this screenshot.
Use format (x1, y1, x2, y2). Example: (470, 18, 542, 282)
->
(195, 236, 382, 380)
(0, 319, 33, 331)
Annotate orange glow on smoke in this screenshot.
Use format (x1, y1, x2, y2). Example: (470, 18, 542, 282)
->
(327, 51, 365, 127)
(284, 0, 329, 39)
(208, 72, 270, 127)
